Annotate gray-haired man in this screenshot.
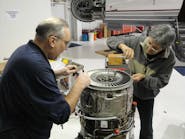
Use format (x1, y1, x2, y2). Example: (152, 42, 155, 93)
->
(107, 24, 176, 139)
(0, 17, 90, 139)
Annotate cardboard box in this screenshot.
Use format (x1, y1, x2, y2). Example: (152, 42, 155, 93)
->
(108, 54, 124, 66)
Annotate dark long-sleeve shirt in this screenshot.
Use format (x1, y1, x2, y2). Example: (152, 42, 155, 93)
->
(0, 41, 70, 138)
(107, 35, 175, 100)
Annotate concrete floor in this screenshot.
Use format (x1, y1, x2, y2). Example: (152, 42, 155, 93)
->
(49, 39, 185, 139)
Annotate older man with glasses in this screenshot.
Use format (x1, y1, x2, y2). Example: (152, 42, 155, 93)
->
(0, 17, 90, 139)
(107, 24, 176, 139)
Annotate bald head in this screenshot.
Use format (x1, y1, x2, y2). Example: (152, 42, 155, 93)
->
(35, 17, 69, 40)
(33, 18, 71, 60)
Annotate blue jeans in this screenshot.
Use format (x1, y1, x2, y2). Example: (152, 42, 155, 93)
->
(134, 96, 154, 139)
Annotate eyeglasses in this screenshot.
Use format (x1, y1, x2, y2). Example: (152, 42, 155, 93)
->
(54, 36, 70, 47)
(150, 46, 162, 53)
(147, 39, 162, 53)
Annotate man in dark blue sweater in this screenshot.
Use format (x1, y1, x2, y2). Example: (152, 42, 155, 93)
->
(107, 24, 176, 139)
(0, 17, 90, 139)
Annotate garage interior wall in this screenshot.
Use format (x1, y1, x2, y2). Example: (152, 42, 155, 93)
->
(0, 0, 51, 60)
(0, 0, 183, 59)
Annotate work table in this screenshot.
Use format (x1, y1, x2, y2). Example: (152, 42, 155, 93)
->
(61, 38, 108, 59)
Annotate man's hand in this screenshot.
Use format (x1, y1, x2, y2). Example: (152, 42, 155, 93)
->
(65, 72, 90, 113)
(74, 72, 91, 90)
(63, 65, 78, 75)
(131, 73, 145, 82)
(118, 44, 134, 59)
(54, 65, 78, 76)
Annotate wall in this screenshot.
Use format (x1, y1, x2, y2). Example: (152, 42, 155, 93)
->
(81, 20, 103, 30)
(0, 0, 51, 60)
(51, 1, 83, 41)
(51, 1, 74, 39)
